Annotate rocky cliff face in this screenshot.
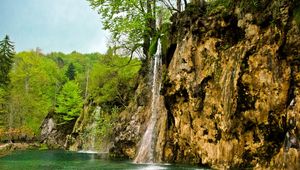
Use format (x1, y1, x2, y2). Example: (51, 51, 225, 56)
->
(64, 105, 113, 153)
(40, 111, 75, 149)
(111, 0, 300, 169)
(163, 1, 300, 168)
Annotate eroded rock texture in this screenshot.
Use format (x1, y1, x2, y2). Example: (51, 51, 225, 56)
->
(40, 111, 75, 149)
(111, 0, 300, 169)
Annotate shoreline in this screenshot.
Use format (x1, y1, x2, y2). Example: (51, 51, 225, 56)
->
(0, 142, 40, 157)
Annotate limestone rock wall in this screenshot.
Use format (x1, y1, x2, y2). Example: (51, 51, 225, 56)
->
(40, 111, 75, 149)
(111, 0, 300, 169)
(162, 0, 300, 169)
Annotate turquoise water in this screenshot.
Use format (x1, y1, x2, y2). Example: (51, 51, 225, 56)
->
(0, 150, 208, 170)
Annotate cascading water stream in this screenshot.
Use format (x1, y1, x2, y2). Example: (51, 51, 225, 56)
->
(79, 106, 101, 154)
(134, 39, 162, 163)
(89, 106, 101, 152)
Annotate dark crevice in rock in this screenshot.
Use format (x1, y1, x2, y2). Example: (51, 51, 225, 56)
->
(214, 15, 245, 48)
(286, 66, 296, 108)
(165, 44, 177, 67)
(244, 121, 255, 132)
(255, 120, 284, 163)
(259, 15, 274, 29)
(164, 87, 191, 131)
(265, 111, 285, 144)
(241, 150, 255, 168)
(214, 122, 222, 142)
(180, 88, 189, 102)
(165, 95, 175, 130)
(193, 76, 212, 112)
(253, 130, 260, 143)
(235, 48, 256, 116)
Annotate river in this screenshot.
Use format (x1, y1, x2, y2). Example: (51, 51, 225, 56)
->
(0, 150, 209, 170)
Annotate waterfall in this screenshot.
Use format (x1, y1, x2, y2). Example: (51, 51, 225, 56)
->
(89, 106, 101, 152)
(79, 106, 101, 154)
(134, 39, 162, 163)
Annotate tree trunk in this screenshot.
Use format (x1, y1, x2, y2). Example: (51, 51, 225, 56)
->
(85, 68, 90, 101)
(177, 0, 181, 12)
(143, 0, 156, 59)
(25, 76, 29, 94)
(184, 0, 187, 7)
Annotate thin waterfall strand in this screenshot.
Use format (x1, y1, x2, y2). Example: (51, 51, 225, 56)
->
(134, 39, 162, 163)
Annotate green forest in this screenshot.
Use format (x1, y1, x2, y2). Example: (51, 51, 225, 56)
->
(0, 35, 140, 141)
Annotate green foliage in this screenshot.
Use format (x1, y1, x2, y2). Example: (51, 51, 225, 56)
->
(0, 35, 15, 87)
(89, 54, 141, 107)
(239, 0, 260, 12)
(149, 33, 160, 57)
(1, 49, 140, 137)
(87, 0, 172, 61)
(0, 88, 7, 108)
(88, 0, 152, 47)
(9, 51, 63, 133)
(55, 81, 83, 122)
(39, 143, 49, 150)
(294, 5, 300, 28)
(96, 107, 118, 138)
(0, 87, 8, 128)
(206, 0, 233, 15)
(206, 0, 263, 15)
(65, 63, 76, 80)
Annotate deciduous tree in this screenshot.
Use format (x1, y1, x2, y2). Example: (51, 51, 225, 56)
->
(55, 81, 83, 122)
(87, 0, 158, 60)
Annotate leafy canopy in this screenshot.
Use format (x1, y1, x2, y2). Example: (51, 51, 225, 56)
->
(87, 0, 171, 59)
(89, 53, 141, 107)
(88, 0, 149, 48)
(9, 51, 63, 133)
(55, 81, 83, 122)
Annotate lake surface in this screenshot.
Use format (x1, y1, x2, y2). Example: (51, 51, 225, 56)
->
(0, 150, 208, 170)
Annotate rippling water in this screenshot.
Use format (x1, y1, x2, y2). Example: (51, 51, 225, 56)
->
(0, 150, 209, 170)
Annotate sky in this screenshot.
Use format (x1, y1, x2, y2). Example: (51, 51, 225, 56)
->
(0, 0, 109, 54)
